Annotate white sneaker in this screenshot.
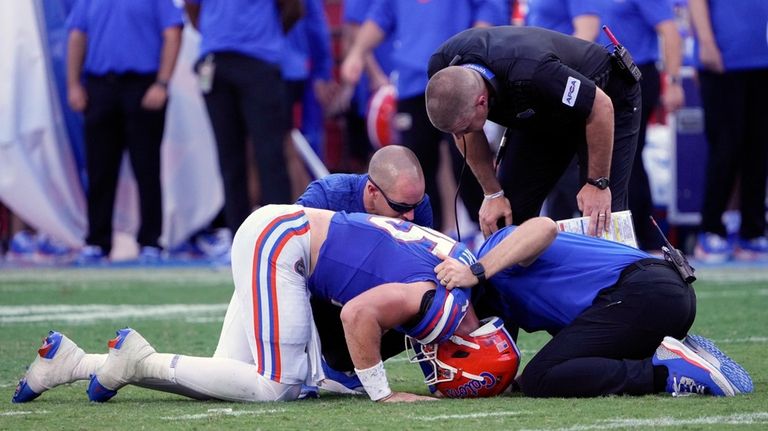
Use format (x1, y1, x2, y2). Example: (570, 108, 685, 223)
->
(12, 331, 85, 403)
(87, 328, 156, 402)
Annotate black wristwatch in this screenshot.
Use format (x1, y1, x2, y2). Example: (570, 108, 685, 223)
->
(586, 177, 610, 190)
(470, 262, 486, 283)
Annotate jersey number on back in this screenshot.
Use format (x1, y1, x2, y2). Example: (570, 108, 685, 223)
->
(368, 216, 475, 265)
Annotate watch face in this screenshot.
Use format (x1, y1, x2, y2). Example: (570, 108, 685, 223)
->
(589, 177, 610, 190)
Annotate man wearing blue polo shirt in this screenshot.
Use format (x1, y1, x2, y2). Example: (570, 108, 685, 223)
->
(67, 0, 183, 263)
(184, 0, 292, 236)
(690, 0, 768, 262)
(436, 217, 753, 397)
(297, 145, 432, 385)
(297, 146, 434, 228)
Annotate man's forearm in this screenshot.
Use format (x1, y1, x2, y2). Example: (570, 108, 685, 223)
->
(66, 30, 87, 87)
(572, 15, 600, 41)
(348, 20, 385, 60)
(584, 89, 614, 178)
(458, 132, 502, 194)
(658, 21, 682, 79)
(478, 217, 557, 275)
(156, 27, 182, 84)
(688, 0, 716, 44)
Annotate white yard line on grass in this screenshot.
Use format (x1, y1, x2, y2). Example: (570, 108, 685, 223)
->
(696, 289, 768, 298)
(696, 266, 768, 283)
(0, 410, 49, 416)
(160, 408, 286, 420)
(0, 304, 228, 324)
(718, 336, 768, 343)
(521, 412, 768, 431)
(415, 411, 524, 421)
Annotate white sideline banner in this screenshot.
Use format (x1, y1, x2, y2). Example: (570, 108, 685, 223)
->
(0, 1, 87, 247)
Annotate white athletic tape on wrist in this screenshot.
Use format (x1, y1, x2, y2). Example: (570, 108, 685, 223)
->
(354, 361, 392, 401)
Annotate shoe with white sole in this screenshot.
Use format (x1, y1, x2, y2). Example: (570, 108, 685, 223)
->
(87, 328, 156, 402)
(652, 336, 742, 396)
(12, 331, 85, 403)
(682, 334, 753, 394)
(318, 360, 364, 395)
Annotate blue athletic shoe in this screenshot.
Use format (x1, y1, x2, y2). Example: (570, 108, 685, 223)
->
(12, 331, 85, 403)
(683, 334, 753, 394)
(75, 245, 108, 265)
(298, 384, 320, 400)
(319, 360, 364, 395)
(734, 236, 768, 262)
(7, 231, 37, 263)
(36, 234, 74, 263)
(88, 328, 156, 402)
(138, 246, 163, 264)
(653, 336, 741, 396)
(694, 233, 732, 264)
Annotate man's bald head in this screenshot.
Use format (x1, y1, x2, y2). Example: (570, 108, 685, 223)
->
(426, 66, 486, 133)
(368, 145, 424, 191)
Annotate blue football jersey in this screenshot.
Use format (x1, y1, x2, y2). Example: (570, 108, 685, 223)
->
(308, 212, 474, 305)
(478, 226, 651, 333)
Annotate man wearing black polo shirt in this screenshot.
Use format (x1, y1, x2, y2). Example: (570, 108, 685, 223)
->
(426, 26, 641, 238)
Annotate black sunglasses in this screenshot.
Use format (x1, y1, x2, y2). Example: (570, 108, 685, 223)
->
(368, 176, 424, 214)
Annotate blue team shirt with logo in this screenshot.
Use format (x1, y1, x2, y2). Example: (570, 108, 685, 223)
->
(478, 227, 650, 333)
(296, 173, 434, 228)
(307, 212, 472, 305)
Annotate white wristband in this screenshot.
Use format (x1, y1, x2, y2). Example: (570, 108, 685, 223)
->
(483, 190, 505, 200)
(354, 361, 392, 401)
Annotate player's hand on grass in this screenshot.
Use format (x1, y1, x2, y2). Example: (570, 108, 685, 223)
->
(380, 392, 437, 403)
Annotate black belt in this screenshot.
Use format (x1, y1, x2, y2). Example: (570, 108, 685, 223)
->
(619, 258, 675, 280)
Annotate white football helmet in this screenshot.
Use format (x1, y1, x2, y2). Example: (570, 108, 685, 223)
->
(407, 317, 520, 398)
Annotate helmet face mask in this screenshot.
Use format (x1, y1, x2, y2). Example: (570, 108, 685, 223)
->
(406, 317, 521, 398)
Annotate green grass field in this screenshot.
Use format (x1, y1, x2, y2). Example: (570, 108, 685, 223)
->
(1, 266, 766, 430)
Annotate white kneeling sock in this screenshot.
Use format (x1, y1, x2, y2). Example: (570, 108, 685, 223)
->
(170, 355, 301, 402)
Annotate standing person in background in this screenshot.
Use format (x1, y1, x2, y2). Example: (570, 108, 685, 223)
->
(281, 0, 335, 199)
(689, 0, 768, 262)
(340, 0, 509, 233)
(524, 0, 603, 221)
(598, 0, 684, 251)
(184, 0, 292, 236)
(339, 0, 395, 171)
(66, 0, 183, 263)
